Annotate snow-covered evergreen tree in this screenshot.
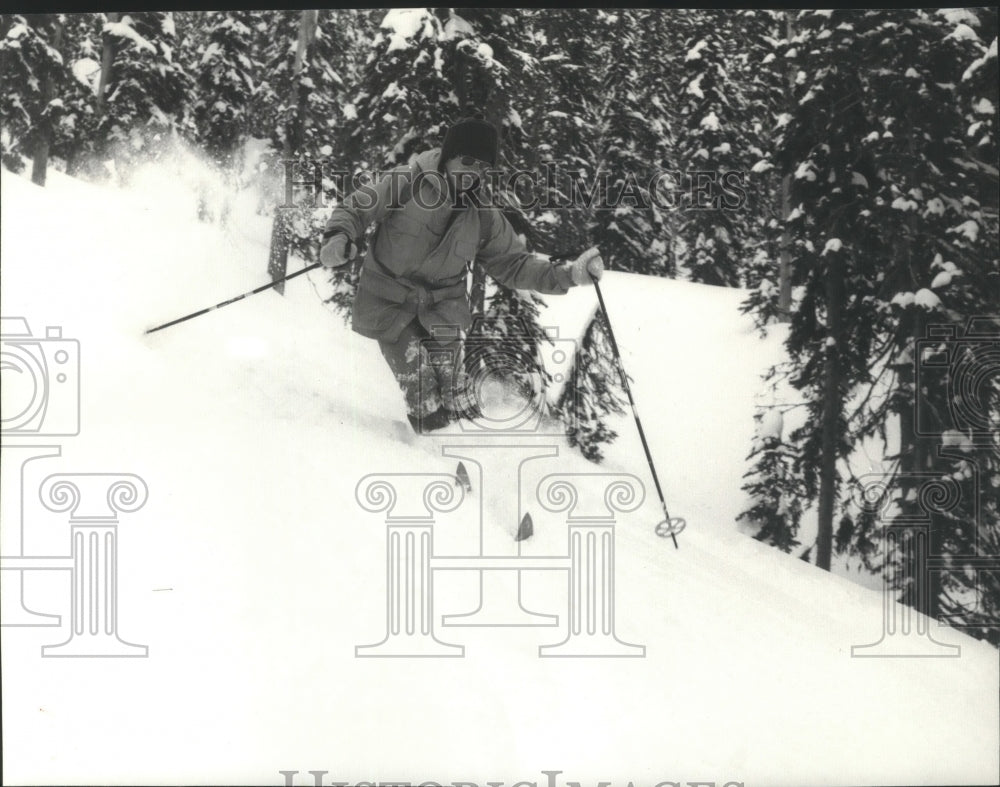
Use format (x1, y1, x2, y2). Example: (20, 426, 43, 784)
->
(522, 7, 603, 257)
(670, 10, 758, 286)
(586, 9, 672, 277)
(96, 12, 192, 179)
(0, 14, 65, 175)
(526, 9, 683, 459)
(53, 13, 104, 176)
(256, 9, 359, 289)
(736, 10, 797, 323)
(191, 11, 256, 171)
(555, 310, 626, 462)
(739, 9, 999, 645)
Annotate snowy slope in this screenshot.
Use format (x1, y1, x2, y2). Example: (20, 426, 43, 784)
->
(1, 165, 997, 787)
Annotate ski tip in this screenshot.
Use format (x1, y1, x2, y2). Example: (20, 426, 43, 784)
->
(515, 512, 534, 542)
(455, 461, 473, 492)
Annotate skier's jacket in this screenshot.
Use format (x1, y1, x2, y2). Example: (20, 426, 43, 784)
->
(322, 147, 575, 342)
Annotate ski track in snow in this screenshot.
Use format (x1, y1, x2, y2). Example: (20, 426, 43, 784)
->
(1, 166, 997, 786)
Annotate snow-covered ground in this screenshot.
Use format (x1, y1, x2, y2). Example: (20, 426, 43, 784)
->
(1, 164, 997, 786)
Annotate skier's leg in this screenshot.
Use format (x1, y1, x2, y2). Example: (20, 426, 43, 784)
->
(378, 320, 448, 431)
(425, 325, 479, 419)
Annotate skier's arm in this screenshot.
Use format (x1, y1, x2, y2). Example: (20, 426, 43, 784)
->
(475, 208, 576, 294)
(321, 166, 412, 245)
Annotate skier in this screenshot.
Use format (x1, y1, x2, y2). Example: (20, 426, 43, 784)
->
(319, 116, 604, 434)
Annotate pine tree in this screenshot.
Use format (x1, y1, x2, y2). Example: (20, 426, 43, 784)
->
(340, 8, 455, 171)
(0, 14, 66, 176)
(527, 9, 684, 459)
(191, 11, 256, 172)
(526, 7, 604, 257)
(737, 10, 797, 324)
(259, 9, 358, 289)
(556, 310, 626, 462)
(869, 9, 998, 643)
(738, 9, 999, 648)
(54, 13, 104, 176)
(738, 388, 811, 551)
(97, 12, 192, 180)
(587, 9, 672, 277)
(634, 9, 686, 277)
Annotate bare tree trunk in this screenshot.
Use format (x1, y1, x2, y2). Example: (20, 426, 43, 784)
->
(778, 173, 793, 319)
(897, 308, 929, 612)
(897, 141, 932, 611)
(31, 17, 63, 187)
(292, 11, 317, 94)
(777, 12, 795, 321)
(816, 251, 845, 571)
(95, 12, 120, 114)
(267, 10, 319, 293)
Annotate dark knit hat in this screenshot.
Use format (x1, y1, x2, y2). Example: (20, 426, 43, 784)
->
(438, 117, 499, 173)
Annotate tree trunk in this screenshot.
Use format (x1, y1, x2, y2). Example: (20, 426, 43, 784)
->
(816, 251, 845, 571)
(777, 12, 795, 321)
(31, 17, 63, 187)
(898, 147, 933, 614)
(267, 10, 318, 292)
(95, 12, 120, 114)
(291, 11, 317, 99)
(778, 172, 793, 319)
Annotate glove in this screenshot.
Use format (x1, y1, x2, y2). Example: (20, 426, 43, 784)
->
(565, 247, 605, 286)
(320, 233, 355, 268)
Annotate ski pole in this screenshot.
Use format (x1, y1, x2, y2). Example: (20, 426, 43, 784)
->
(145, 262, 323, 335)
(590, 273, 686, 547)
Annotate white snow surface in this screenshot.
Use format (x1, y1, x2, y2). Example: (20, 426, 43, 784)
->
(1, 165, 997, 786)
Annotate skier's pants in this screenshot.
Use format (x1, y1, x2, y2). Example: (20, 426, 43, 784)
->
(378, 319, 464, 417)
